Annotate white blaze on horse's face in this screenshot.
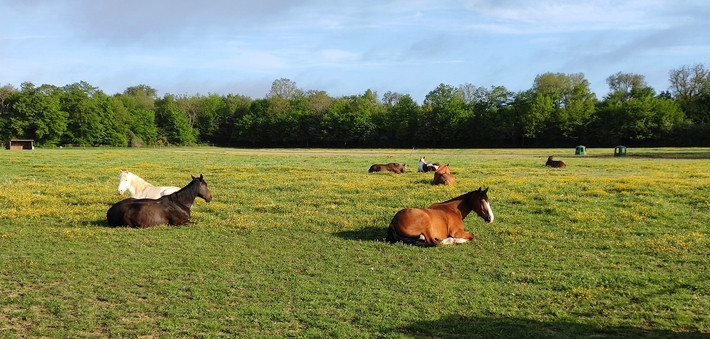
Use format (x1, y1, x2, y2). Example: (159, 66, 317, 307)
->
(484, 200, 494, 223)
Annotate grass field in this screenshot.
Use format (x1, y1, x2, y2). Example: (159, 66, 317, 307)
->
(0, 147, 709, 338)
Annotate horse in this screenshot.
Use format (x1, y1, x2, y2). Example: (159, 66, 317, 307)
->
(107, 174, 212, 228)
(417, 157, 440, 172)
(117, 170, 180, 199)
(369, 163, 406, 173)
(432, 164, 455, 185)
(545, 156, 566, 168)
(386, 187, 494, 246)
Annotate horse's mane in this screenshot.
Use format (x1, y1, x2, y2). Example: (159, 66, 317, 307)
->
(440, 191, 472, 204)
(124, 171, 151, 186)
(440, 189, 487, 204)
(171, 177, 201, 199)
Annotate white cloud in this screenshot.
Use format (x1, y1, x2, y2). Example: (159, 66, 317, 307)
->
(458, 0, 675, 33)
(1, 0, 709, 100)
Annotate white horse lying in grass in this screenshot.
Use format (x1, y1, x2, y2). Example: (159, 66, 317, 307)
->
(117, 170, 180, 199)
(418, 156, 440, 172)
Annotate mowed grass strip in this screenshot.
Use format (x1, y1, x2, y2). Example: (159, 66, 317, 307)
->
(0, 147, 708, 337)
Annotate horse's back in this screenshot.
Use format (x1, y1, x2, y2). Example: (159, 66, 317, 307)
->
(433, 173, 455, 185)
(369, 163, 405, 173)
(388, 207, 455, 245)
(546, 160, 566, 168)
(138, 186, 181, 199)
(107, 198, 171, 227)
(546, 156, 566, 168)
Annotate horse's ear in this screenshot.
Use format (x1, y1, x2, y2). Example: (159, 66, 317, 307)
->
(477, 186, 482, 191)
(483, 187, 489, 193)
(191, 175, 196, 180)
(200, 174, 204, 179)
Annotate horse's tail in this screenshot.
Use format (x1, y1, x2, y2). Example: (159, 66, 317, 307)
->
(386, 222, 399, 243)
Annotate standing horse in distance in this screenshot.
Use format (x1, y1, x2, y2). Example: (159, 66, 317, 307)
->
(545, 156, 566, 168)
(417, 156, 440, 172)
(107, 174, 212, 228)
(117, 170, 180, 199)
(369, 163, 407, 173)
(386, 187, 494, 246)
(432, 164, 455, 186)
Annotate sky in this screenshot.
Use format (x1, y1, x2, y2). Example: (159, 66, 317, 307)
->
(2, 0, 709, 103)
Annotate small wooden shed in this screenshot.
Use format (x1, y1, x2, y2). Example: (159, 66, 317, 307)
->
(6, 139, 35, 150)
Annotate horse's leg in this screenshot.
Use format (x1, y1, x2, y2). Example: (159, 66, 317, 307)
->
(168, 207, 192, 226)
(390, 223, 436, 246)
(448, 221, 476, 242)
(439, 237, 456, 245)
(422, 229, 447, 246)
(449, 229, 476, 241)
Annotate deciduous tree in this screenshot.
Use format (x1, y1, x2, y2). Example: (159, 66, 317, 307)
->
(10, 82, 68, 146)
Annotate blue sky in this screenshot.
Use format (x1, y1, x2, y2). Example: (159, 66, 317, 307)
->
(2, 0, 709, 103)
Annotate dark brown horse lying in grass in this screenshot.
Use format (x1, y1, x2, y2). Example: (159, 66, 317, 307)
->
(546, 156, 566, 167)
(369, 163, 406, 173)
(432, 164, 455, 185)
(386, 187, 494, 246)
(107, 174, 212, 228)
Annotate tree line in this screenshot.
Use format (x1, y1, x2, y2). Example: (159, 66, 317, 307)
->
(1, 64, 709, 148)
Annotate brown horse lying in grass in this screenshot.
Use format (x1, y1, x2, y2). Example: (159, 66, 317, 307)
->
(386, 187, 494, 246)
(432, 164, 455, 185)
(546, 156, 566, 167)
(107, 174, 212, 228)
(369, 163, 406, 173)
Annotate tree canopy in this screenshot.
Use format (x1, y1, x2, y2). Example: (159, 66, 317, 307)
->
(1, 65, 709, 147)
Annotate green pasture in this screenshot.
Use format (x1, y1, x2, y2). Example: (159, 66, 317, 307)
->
(0, 147, 708, 338)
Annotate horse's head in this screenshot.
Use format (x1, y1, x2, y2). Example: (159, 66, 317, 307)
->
(435, 164, 451, 175)
(117, 170, 130, 195)
(469, 187, 494, 224)
(192, 174, 212, 202)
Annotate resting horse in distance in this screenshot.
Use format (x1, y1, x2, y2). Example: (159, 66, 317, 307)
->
(417, 156, 440, 172)
(117, 170, 180, 199)
(432, 164, 455, 186)
(369, 163, 407, 173)
(546, 156, 566, 168)
(386, 187, 494, 246)
(107, 174, 212, 228)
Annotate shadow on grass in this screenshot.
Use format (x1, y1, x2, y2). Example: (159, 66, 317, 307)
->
(335, 226, 386, 242)
(81, 218, 109, 227)
(389, 315, 708, 338)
